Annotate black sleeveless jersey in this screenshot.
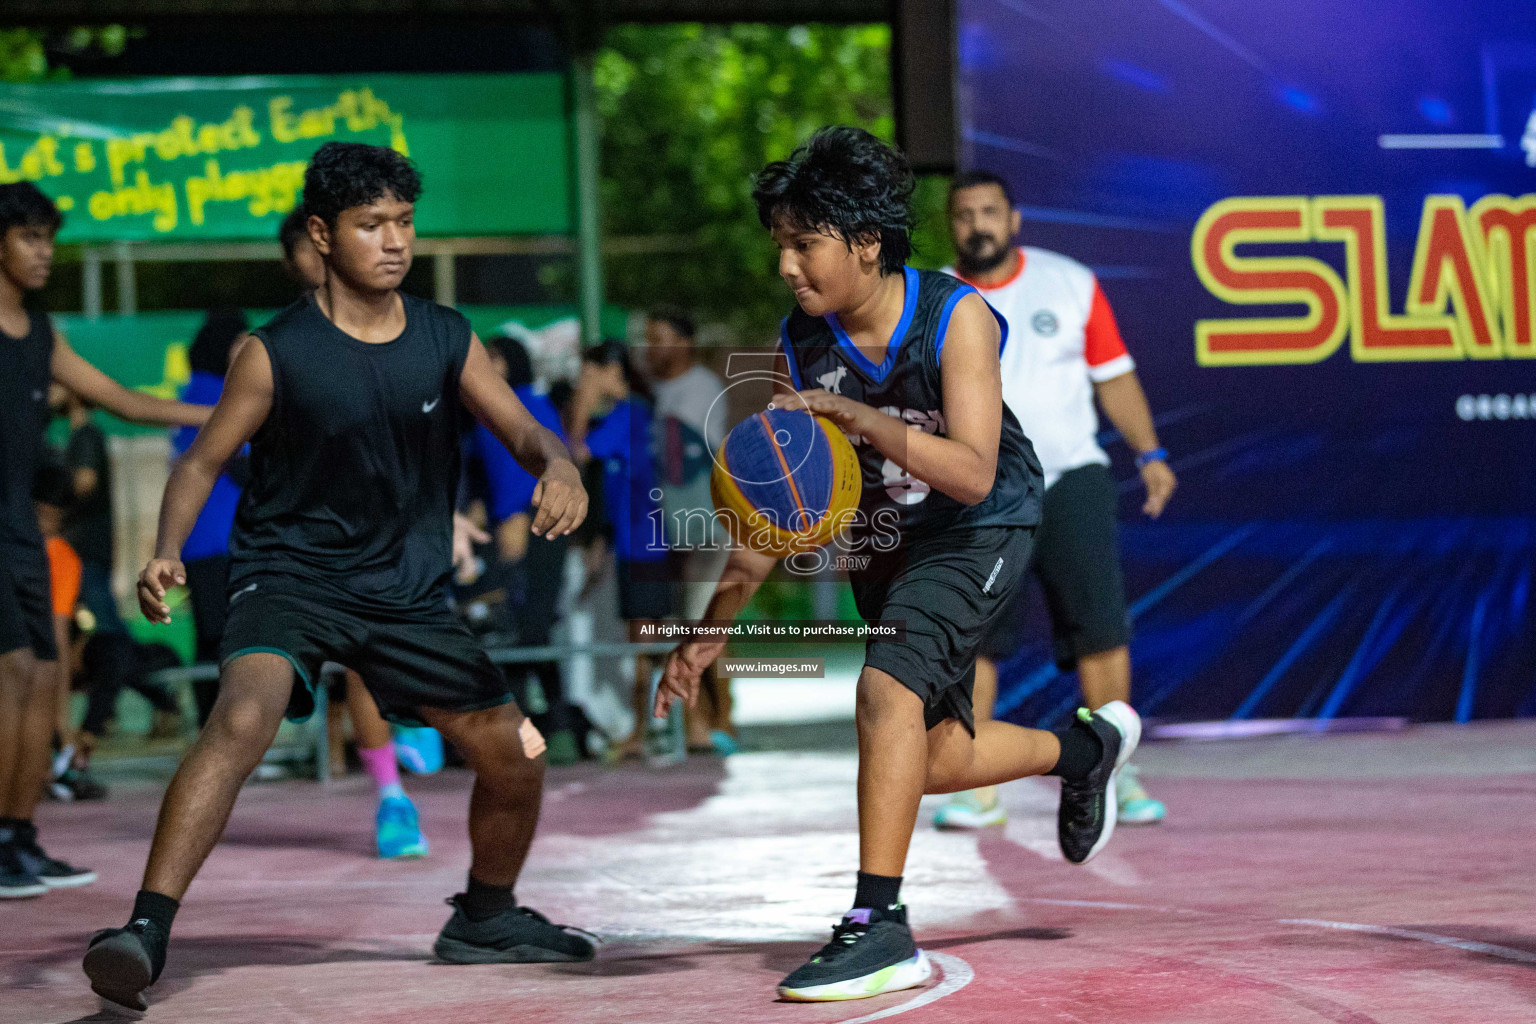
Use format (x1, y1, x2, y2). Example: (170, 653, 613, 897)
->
(779, 267, 1043, 547)
(229, 292, 472, 606)
(0, 311, 53, 551)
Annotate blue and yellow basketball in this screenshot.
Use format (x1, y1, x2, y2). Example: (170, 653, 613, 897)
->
(710, 408, 862, 558)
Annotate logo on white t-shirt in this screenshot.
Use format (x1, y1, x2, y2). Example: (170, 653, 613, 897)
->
(1031, 310, 1059, 336)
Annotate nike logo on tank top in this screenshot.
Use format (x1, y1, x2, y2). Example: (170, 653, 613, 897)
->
(229, 292, 472, 606)
(779, 267, 1043, 553)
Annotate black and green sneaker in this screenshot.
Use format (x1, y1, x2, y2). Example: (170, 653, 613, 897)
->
(1058, 700, 1142, 864)
(433, 895, 596, 964)
(777, 906, 933, 1002)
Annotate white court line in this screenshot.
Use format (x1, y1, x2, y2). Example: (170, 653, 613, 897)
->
(836, 952, 974, 1024)
(1278, 919, 1536, 966)
(1021, 897, 1536, 968)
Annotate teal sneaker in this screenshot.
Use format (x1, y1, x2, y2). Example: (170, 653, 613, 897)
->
(376, 795, 429, 859)
(1116, 764, 1166, 825)
(393, 726, 445, 775)
(933, 787, 1006, 830)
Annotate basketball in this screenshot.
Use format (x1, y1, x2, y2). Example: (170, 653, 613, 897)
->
(710, 407, 862, 557)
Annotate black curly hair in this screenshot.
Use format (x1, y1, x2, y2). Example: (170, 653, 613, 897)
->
(301, 142, 421, 225)
(752, 127, 913, 276)
(0, 182, 63, 235)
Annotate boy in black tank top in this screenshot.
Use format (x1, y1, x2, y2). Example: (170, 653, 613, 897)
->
(654, 129, 1143, 1003)
(84, 144, 594, 1011)
(0, 184, 211, 902)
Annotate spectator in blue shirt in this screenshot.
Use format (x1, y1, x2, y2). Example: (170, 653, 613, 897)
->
(571, 341, 672, 760)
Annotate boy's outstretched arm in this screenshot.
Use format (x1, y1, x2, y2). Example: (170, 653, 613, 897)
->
(52, 329, 210, 428)
(655, 546, 778, 718)
(141, 338, 274, 624)
(459, 333, 587, 540)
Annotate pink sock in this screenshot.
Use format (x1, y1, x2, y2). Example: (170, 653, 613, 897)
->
(357, 743, 403, 798)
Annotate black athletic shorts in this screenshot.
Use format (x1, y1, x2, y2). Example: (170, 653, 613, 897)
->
(0, 543, 56, 661)
(852, 525, 1033, 735)
(219, 572, 514, 727)
(981, 463, 1131, 668)
(617, 558, 672, 622)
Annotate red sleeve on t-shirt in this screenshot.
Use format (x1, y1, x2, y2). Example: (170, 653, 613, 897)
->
(1083, 280, 1130, 367)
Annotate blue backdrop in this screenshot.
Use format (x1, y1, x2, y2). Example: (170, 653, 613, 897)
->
(958, 0, 1536, 723)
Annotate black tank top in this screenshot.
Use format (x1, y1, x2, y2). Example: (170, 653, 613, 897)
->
(229, 292, 472, 605)
(779, 267, 1042, 547)
(0, 311, 53, 550)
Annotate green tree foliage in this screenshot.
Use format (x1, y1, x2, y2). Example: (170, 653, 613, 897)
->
(0, 27, 130, 83)
(593, 23, 953, 337)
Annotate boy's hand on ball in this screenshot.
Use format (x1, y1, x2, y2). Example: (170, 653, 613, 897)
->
(531, 459, 588, 538)
(771, 389, 866, 436)
(655, 641, 723, 718)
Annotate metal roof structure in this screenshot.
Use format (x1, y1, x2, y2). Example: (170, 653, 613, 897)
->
(4, 1, 891, 24)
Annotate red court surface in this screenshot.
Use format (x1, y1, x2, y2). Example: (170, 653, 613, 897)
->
(7, 721, 1536, 1023)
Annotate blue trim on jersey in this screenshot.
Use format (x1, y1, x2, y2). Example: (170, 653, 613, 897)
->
(935, 284, 1010, 359)
(779, 317, 804, 390)
(825, 265, 919, 383)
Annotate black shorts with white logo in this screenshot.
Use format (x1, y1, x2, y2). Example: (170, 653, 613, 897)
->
(981, 463, 1131, 668)
(219, 572, 514, 726)
(0, 543, 55, 661)
(851, 526, 1033, 735)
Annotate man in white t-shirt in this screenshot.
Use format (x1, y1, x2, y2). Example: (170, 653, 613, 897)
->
(642, 307, 735, 753)
(936, 170, 1177, 829)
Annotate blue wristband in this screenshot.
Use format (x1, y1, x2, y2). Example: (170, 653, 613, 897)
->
(1135, 447, 1168, 469)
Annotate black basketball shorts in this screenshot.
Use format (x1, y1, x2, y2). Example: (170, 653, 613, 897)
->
(219, 572, 515, 726)
(851, 525, 1033, 735)
(0, 543, 56, 661)
(981, 463, 1131, 668)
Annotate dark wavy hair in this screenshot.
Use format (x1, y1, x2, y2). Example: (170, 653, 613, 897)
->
(752, 127, 913, 275)
(301, 142, 421, 225)
(0, 182, 63, 235)
(949, 169, 1014, 207)
(189, 307, 249, 377)
(583, 339, 650, 401)
(278, 205, 310, 259)
(489, 334, 534, 389)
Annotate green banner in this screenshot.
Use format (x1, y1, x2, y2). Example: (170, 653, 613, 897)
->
(0, 73, 572, 241)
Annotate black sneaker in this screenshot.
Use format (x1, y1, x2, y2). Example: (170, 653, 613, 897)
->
(83, 919, 168, 1011)
(1058, 700, 1142, 864)
(9, 822, 97, 887)
(777, 907, 933, 1002)
(433, 895, 596, 963)
(0, 841, 47, 900)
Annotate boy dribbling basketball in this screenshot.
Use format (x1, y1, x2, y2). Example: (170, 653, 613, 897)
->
(656, 128, 1141, 1002)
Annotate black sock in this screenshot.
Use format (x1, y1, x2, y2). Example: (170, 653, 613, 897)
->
(130, 890, 179, 981)
(460, 875, 516, 921)
(1047, 717, 1104, 781)
(852, 871, 903, 916)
